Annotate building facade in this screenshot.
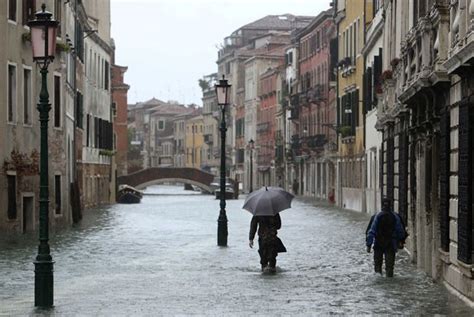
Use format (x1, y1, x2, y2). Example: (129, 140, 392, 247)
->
(374, 0, 474, 302)
(185, 112, 204, 168)
(200, 73, 219, 174)
(0, 0, 73, 233)
(112, 61, 130, 177)
(362, 1, 384, 215)
(290, 9, 337, 200)
(80, 0, 115, 208)
(334, 0, 373, 211)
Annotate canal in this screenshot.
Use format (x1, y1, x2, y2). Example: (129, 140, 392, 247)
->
(0, 185, 473, 315)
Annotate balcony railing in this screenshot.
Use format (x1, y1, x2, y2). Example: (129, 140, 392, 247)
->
(204, 134, 213, 144)
(257, 122, 270, 133)
(305, 134, 327, 149)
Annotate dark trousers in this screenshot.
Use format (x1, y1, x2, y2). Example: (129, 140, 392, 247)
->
(374, 247, 396, 277)
(258, 238, 277, 268)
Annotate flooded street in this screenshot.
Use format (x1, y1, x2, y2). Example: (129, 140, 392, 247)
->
(1, 185, 473, 315)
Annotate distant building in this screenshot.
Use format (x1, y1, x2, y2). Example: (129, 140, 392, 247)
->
(200, 73, 219, 174)
(127, 98, 164, 171)
(111, 60, 130, 177)
(217, 14, 314, 191)
(80, 0, 115, 208)
(290, 9, 337, 199)
(362, 2, 383, 215)
(334, 0, 373, 211)
(185, 111, 204, 168)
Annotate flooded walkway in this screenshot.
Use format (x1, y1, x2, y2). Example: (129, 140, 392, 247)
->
(0, 185, 472, 315)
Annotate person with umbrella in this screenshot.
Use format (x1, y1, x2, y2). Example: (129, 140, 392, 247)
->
(244, 187, 293, 273)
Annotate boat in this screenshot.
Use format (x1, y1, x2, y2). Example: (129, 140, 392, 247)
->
(117, 185, 143, 204)
(210, 177, 239, 199)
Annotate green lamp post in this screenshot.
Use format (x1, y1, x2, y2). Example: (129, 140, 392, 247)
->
(28, 4, 59, 308)
(215, 75, 231, 246)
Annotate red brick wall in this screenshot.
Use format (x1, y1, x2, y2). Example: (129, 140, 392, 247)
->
(112, 65, 129, 176)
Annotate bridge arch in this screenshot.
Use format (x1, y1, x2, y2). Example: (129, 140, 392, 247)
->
(117, 167, 217, 193)
(134, 178, 212, 193)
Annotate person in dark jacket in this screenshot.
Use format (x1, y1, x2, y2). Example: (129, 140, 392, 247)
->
(366, 198, 406, 277)
(249, 214, 282, 273)
(292, 179, 299, 195)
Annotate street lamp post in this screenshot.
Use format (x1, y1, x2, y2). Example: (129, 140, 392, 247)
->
(215, 75, 231, 246)
(248, 139, 254, 193)
(28, 4, 59, 308)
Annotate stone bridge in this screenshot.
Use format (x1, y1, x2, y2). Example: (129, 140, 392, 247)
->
(117, 167, 218, 193)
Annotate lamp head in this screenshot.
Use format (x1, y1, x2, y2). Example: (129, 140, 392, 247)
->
(27, 4, 59, 67)
(215, 75, 231, 107)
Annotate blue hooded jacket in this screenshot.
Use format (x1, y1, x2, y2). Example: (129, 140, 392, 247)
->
(366, 210, 406, 251)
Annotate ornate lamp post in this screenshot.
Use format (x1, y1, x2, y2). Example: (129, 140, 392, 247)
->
(28, 4, 59, 308)
(248, 139, 254, 193)
(215, 75, 231, 246)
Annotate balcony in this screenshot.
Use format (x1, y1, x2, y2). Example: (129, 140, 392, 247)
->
(204, 134, 213, 144)
(305, 134, 327, 149)
(338, 57, 356, 77)
(306, 85, 326, 103)
(257, 122, 270, 133)
(291, 135, 301, 149)
(398, 4, 451, 104)
(444, 0, 474, 75)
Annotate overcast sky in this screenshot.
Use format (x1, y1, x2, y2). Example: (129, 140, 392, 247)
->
(111, 0, 330, 106)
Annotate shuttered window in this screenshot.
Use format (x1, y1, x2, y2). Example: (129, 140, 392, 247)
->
(54, 75, 61, 127)
(22, 0, 35, 25)
(398, 118, 409, 225)
(458, 101, 473, 264)
(439, 107, 450, 251)
(55, 175, 61, 214)
(7, 175, 17, 220)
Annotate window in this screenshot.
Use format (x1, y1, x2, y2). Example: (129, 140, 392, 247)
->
(55, 175, 61, 214)
(112, 102, 117, 117)
(54, 0, 61, 36)
(86, 114, 90, 146)
(76, 91, 83, 129)
(76, 23, 84, 62)
(54, 75, 61, 127)
(158, 120, 165, 130)
(7, 175, 17, 220)
(8, 64, 16, 123)
(8, 0, 17, 22)
(22, 0, 35, 25)
(104, 61, 109, 90)
(23, 67, 32, 124)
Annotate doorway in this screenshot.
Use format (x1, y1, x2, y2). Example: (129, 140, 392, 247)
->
(22, 195, 34, 233)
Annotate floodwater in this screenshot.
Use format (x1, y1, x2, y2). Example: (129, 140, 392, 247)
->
(0, 185, 472, 315)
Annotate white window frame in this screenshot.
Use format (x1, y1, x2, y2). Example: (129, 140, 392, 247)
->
(22, 65, 33, 126)
(7, 62, 17, 124)
(7, 0, 17, 24)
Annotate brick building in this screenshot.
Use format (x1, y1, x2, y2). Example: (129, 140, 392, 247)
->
(112, 62, 130, 177)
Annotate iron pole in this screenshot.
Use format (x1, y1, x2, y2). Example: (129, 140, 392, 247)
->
(34, 67, 54, 307)
(217, 105, 228, 246)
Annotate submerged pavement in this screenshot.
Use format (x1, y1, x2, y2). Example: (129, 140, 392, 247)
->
(0, 185, 473, 315)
